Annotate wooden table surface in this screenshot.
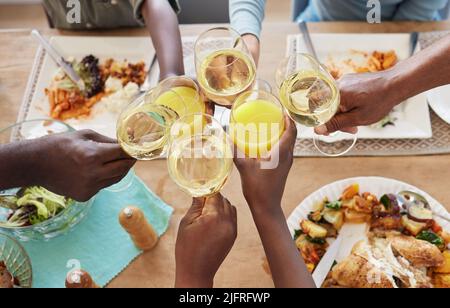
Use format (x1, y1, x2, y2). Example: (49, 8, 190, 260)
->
(1, 22, 450, 288)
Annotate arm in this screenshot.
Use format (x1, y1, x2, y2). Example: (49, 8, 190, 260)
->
(140, 0, 184, 80)
(175, 195, 237, 288)
(0, 130, 135, 202)
(234, 116, 316, 288)
(393, 0, 448, 21)
(316, 34, 450, 134)
(229, 0, 266, 64)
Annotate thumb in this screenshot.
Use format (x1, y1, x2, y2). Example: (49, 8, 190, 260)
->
(316, 112, 358, 135)
(183, 197, 206, 223)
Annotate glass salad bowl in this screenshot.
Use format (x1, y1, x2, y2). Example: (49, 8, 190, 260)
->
(0, 120, 95, 241)
(0, 233, 33, 288)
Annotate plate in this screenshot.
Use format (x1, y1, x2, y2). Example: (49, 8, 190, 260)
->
(287, 177, 450, 260)
(291, 34, 432, 139)
(427, 85, 450, 124)
(23, 36, 156, 139)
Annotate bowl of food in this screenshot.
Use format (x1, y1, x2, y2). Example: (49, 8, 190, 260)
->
(0, 120, 94, 241)
(0, 233, 32, 288)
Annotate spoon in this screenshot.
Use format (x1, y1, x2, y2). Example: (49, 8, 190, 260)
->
(397, 190, 450, 223)
(0, 188, 20, 198)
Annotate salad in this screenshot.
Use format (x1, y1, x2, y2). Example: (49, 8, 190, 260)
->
(0, 187, 73, 227)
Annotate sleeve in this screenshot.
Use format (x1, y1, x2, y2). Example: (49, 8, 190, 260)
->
(229, 0, 267, 39)
(393, 0, 448, 21)
(129, 0, 180, 25)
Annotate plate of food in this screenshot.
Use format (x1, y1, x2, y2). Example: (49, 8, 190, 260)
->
(287, 177, 450, 288)
(291, 33, 432, 139)
(21, 36, 155, 139)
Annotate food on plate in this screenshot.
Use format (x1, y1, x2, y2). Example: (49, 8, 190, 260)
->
(65, 269, 99, 288)
(45, 55, 146, 120)
(292, 184, 450, 288)
(119, 206, 159, 251)
(326, 50, 398, 80)
(0, 261, 17, 288)
(0, 186, 73, 227)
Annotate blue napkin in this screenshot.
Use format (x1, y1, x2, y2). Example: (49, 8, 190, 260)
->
(22, 172, 173, 288)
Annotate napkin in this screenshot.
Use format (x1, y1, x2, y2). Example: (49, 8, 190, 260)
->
(22, 172, 173, 288)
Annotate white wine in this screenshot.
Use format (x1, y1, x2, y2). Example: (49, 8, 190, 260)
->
(279, 71, 339, 127)
(168, 135, 233, 197)
(198, 49, 256, 106)
(117, 104, 178, 160)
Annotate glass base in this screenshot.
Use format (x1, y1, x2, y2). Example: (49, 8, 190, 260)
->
(313, 131, 357, 157)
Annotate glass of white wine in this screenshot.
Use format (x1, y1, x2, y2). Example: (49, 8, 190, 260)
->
(276, 53, 357, 156)
(195, 27, 257, 107)
(117, 87, 186, 160)
(167, 113, 233, 198)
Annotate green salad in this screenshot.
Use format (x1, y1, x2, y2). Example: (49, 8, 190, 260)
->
(0, 187, 73, 227)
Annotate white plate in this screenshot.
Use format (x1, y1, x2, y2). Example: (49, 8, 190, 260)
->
(24, 36, 156, 139)
(292, 34, 432, 140)
(287, 177, 450, 261)
(427, 85, 450, 124)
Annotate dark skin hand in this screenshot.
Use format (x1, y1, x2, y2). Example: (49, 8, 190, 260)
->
(175, 194, 237, 288)
(0, 130, 136, 202)
(142, 0, 185, 80)
(234, 116, 316, 288)
(316, 34, 450, 135)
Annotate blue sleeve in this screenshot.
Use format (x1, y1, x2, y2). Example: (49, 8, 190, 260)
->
(393, 0, 448, 21)
(229, 0, 266, 39)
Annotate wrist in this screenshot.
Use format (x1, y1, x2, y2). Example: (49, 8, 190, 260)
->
(175, 272, 214, 288)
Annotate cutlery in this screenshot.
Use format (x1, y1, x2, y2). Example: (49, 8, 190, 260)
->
(409, 32, 419, 56)
(0, 188, 20, 198)
(397, 191, 450, 223)
(31, 29, 86, 92)
(140, 53, 157, 94)
(312, 223, 368, 287)
(298, 20, 319, 60)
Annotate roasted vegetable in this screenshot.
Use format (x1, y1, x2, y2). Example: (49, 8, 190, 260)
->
(73, 55, 103, 98)
(401, 215, 427, 236)
(435, 251, 450, 274)
(293, 229, 303, 240)
(408, 205, 433, 223)
(380, 194, 400, 215)
(416, 230, 445, 250)
(301, 220, 328, 239)
(342, 184, 359, 200)
(434, 274, 450, 288)
(325, 200, 342, 210)
(344, 208, 371, 223)
(323, 208, 344, 230)
(308, 210, 323, 223)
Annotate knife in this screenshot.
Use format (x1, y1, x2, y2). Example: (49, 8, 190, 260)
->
(409, 32, 419, 56)
(31, 29, 86, 92)
(298, 20, 319, 61)
(312, 223, 368, 288)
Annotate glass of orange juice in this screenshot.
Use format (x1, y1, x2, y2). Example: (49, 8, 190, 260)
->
(230, 90, 285, 158)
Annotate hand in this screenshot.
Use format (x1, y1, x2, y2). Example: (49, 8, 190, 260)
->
(315, 70, 400, 135)
(234, 115, 297, 214)
(35, 130, 135, 201)
(175, 194, 237, 288)
(242, 34, 260, 66)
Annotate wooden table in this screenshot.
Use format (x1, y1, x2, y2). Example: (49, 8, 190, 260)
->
(1, 22, 450, 288)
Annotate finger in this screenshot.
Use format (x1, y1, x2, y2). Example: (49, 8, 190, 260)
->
(205, 101, 215, 116)
(98, 175, 126, 191)
(316, 112, 359, 135)
(272, 115, 297, 155)
(187, 197, 207, 219)
(100, 158, 136, 179)
(203, 193, 225, 215)
(79, 130, 117, 144)
(97, 143, 133, 163)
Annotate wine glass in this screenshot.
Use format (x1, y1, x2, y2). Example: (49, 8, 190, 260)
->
(167, 113, 233, 198)
(116, 87, 186, 161)
(230, 90, 285, 158)
(157, 76, 206, 116)
(194, 27, 257, 107)
(276, 53, 357, 156)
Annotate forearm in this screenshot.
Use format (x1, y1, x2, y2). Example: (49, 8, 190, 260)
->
(388, 35, 450, 105)
(229, 0, 266, 39)
(251, 205, 315, 288)
(175, 273, 214, 289)
(0, 140, 42, 190)
(142, 0, 184, 80)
